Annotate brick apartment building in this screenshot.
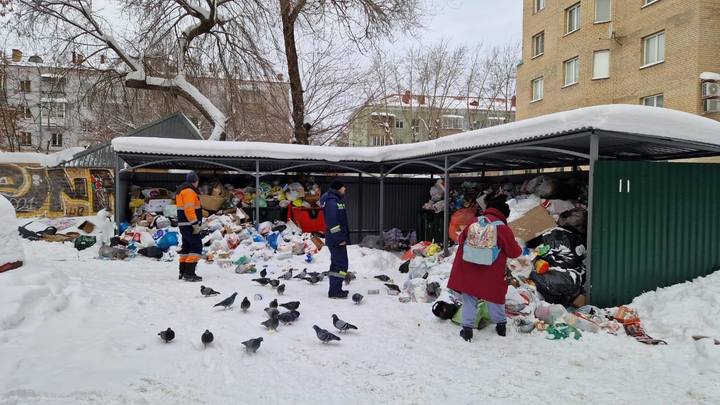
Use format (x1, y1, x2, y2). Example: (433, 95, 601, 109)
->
(516, 0, 720, 121)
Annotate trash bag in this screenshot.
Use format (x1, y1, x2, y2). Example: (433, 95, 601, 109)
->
(432, 300, 460, 320)
(360, 235, 383, 250)
(266, 232, 280, 250)
(448, 207, 477, 242)
(534, 228, 586, 273)
(526, 175, 557, 198)
(558, 208, 588, 235)
(156, 232, 179, 252)
(138, 246, 164, 259)
(530, 269, 582, 306)
(74, 235, 97, 251)
(451, 301, 491, 329)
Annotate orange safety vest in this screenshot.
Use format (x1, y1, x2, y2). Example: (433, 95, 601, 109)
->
(176, 186, 202, 226)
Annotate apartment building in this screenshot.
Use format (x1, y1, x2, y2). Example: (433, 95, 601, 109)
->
(0, 49, 291, 151)
(516, 0, 720, 121)
(348, 92, 515, 147)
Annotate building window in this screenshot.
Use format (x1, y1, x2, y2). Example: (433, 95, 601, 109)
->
(593, 50, 610, 79)
(48, 102, 66, 119)
(565, 3, 581, 34)
(643, 31, 665, 66)
(51, 133, 63, 147)
(595, 0, 611, 22)
(411, 118, 420, 129)
(19, 80, 32, 93)
(534, 0, 545, 13)
(395, 120, 404, 129)
(532, 32, 545, 58)
(18, 132, 32, 146)
(0, 74, 5, 90)
(22, 106, 33, 119)
(643, 0, 661, 7)
(564, 57, 580, 86)
(642, 94, 664, 107)
(440, 116, 464, 130)
(531, 77, 544, 101)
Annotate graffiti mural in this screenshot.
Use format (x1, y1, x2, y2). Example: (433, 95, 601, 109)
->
(0, 164, 114, 218)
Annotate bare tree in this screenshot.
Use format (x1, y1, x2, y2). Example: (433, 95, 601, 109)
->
(274, 0, 423, 145)
(11, 0, 274, 141)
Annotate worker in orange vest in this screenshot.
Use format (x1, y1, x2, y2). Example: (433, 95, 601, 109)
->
(176, 172, 203, 282)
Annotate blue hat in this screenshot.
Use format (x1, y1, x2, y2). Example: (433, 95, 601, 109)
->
(186, 171, 199, 184)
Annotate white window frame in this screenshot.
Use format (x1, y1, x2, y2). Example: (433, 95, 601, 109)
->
(395, 120, 404, 129)
(51, 133, 63, 147)
(592, 50, 611, 79)
(531, 77, 544, 102)
(563, 57, 580, 87)
(595, 0, 612, 23)
(18, 132, 32, 146)
(22, 106, 33, 119)
(641, 94, 664, 107)
(642, 0, 661, 8)
(534, 0, 545, 13)
(532, 32, 545, 58)
(19, 80, 31, 93)
(642, 31, 665, 68)
(565, 3, 581, 35)
(48, 102, 66, 119)
(440, 116, 463, 130)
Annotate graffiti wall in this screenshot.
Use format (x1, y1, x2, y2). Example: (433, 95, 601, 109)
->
(0, 164, 114, 218)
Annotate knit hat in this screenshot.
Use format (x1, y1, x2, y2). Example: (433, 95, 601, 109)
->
(330, 180, 345, 191)
(486, 197, 511, 219)
(186, 171, 199, 184)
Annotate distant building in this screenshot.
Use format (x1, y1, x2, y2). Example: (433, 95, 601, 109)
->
(0, 49, 291, 151)
(516, 0, 720, 121)
(348, 92, 515, 147)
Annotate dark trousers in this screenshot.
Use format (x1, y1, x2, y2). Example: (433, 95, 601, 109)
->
(328, 244, 348, 293)
(179, 225, 203, 263)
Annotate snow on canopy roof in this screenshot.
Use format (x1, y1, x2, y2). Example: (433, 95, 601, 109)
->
(112, 104, 720, 163)
(0, 147, 85, 167)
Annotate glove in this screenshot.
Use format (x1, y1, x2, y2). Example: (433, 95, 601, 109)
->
(192, 224, 202, 234)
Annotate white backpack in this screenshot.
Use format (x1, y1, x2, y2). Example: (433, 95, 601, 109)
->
(462, 216, 503, 265)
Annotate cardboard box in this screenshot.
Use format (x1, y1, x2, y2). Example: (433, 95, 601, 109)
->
(509, 205, 556, 243)
(145, 199, 174, 213)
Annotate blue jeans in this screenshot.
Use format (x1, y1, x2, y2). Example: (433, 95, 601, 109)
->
(461, 293, 506, 328)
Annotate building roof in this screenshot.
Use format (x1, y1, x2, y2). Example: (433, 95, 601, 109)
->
(112, 104, 720, 174)
(366, 93, 515, 113)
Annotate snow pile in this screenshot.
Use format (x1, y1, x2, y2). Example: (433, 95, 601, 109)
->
(0, 195, 24, 266)
(0, 147, 84, 167)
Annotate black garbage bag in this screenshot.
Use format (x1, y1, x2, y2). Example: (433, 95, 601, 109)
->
(432, 300, 460, 320)
(530, 269, 582, 306)
(536, 228, 586, 274)
(138, 246, 164, 259)
(558, 208, 588, 235)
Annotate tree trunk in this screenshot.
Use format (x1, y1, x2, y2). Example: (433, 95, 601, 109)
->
(280, 0, 307, 144)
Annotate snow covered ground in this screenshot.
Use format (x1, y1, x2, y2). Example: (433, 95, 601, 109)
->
(1, 239, 719, 404)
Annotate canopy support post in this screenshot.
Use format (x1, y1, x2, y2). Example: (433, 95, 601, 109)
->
(443, 156, 450, 256)
(585, 132, 599, 304)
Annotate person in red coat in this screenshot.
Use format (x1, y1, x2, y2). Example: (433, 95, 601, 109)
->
(447, 198, 522, 341)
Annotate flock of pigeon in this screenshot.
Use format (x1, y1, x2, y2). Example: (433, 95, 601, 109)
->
(157, 266, 382, 353)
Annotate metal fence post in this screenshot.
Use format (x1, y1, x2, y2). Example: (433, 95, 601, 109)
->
(379, 165, 384, 237)
(255, 160, 260, 229)
(585, 132, 599, 303)
(443, 156, 450, 255)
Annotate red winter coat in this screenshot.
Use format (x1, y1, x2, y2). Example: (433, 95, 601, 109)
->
(447, 208, 522, 304)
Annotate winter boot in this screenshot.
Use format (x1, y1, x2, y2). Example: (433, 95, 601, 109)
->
(328, 275, 348, 299)
(496, 322, 507, 337)
(460, 326, 473, 342)
(178, 262, 187, 280)
(183, 262, 202, 282)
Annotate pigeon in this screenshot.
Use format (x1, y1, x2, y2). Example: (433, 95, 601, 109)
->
(260, 268, 267, 278)
(240, 296, 251, 312)
(201, 329, 214, 347)
(277, 284, 286, 295)
(213, 292, 238, 310)
(332, 314, 358, 333)
(261, 316, 279, 331)
(280, 301, 300, 311)
(269, 279, 280, 288)
(242, 337, 264, 354)
(384, 283, 402, 293)
(293, 269, 308, 279)
(344, 272, 357, 285)
(279, 269, 293, 280)
(269, 299, 278, 309)
(398, 260, 410, 274)
(305, 275, 321, 285)
(252, 278, 271, 286)
(278, 310, 300, 324)
(352, 293, 364, 305)
(265, 307, 280, 319)
(374, 275, 391, 282)
(308, 271, 321, 277)
(158, 328, 175, 343)
(313, 325, 341, 343)
(200, 285, 220, 296)
(264, 306, 280, 318)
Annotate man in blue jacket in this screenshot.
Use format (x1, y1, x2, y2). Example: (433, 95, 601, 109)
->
(320, 180, 350, 299)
